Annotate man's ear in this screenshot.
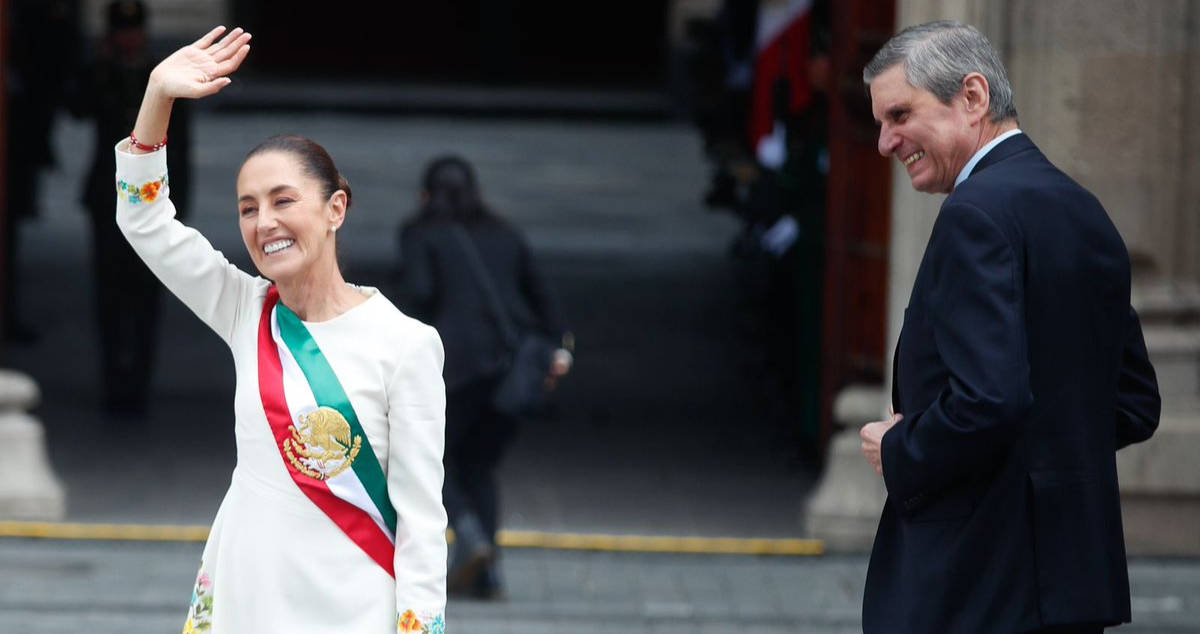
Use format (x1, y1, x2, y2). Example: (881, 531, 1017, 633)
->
(961, 72, 991, 123)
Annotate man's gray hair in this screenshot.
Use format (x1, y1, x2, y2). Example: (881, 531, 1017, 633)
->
(863, 20, 1018, 122)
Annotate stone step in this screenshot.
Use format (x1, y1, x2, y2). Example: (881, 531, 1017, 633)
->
(81, 0, 227, 38)
(1142, 325, 1200, 407)
(1118, 412, 1200, 494)
(1121, 495, 1200, 555)
(809, 386, 1200, 554)
(1132, 281, 1200, 324)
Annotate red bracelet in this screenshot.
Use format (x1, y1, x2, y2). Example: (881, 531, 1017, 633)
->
(129, 131, 168, 152)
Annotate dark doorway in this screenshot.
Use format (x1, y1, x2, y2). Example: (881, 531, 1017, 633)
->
(231, 0, 669, 85)
(817, 0, 894, 442)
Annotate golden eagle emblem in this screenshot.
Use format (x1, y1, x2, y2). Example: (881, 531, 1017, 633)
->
(283, 406, 362, 480)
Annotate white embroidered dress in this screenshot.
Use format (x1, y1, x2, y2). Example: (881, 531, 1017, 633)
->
(114, 140, 448, 634)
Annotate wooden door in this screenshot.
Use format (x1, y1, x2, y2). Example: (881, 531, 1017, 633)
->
(232, 0, 669, 85)
(819, 0, 894, 444)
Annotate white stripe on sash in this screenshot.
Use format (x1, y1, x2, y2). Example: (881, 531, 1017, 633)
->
(271, 307, 395, 543)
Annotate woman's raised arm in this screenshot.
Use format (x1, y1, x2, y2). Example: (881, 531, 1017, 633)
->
(130, 26, 251, 155)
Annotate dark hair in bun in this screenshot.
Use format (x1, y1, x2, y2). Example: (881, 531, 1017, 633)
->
(245, 134, 352, 210)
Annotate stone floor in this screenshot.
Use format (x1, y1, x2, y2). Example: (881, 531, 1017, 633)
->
(2, 539, 1199, 633)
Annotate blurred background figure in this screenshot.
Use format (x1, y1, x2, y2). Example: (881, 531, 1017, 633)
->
(396, 155, 572, 599)
(684, 0, 831, 462)
(2, 0, 80, 344)
(683, 0, 756, 211)
(70, 0, 192, 421)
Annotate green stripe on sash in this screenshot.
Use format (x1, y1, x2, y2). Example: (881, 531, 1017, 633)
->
(275, 303, 398, 535)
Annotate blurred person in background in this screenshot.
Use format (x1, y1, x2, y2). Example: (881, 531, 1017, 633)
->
(397, 155, 572, 599)
(685, 0, 831, 461)
(117, 27, 447, 631)
(3, 0, 81, 344)
(684, 0, 757, 211)
(71, 0, 192, 421)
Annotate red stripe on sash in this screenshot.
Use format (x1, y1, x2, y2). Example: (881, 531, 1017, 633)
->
(257, 286, 395, 577)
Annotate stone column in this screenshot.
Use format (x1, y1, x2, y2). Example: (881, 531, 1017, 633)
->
(0, 370, 66, 520)
(1006, 1, 1196, 281)
(1005, 0, 1200, 555)
(804, 386, 887, 550)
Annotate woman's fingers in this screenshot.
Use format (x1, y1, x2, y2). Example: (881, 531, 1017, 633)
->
(213, 44, 251, 77)
(194, 76, 233, 98)
(212, 32, 252, 63)
(154, 26, 250, 99)
(193, 25, 226, 49)
(210, 27, 245, 54)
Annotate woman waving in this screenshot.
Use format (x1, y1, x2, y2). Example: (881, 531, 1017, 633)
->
(118, 27, 448, 633)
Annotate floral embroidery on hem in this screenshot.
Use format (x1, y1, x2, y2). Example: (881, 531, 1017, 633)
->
(118, 175, 168, 205)
(181, 567, 213, 633)
(398, 609, 445, 634)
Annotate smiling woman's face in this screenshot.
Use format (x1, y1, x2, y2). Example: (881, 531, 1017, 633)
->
(236, 151, 340, 284)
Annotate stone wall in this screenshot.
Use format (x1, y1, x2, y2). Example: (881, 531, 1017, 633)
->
(1007, 1, 1198, 282)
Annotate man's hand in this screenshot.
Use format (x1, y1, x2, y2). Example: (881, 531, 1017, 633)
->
(861, 413, 903, 476)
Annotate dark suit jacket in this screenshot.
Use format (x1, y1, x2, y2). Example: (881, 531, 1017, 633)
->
(863, 134, 1161, 634)
(397, 216, 568, 391)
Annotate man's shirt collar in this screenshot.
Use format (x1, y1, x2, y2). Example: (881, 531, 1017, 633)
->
(954, 128, 1023, 189)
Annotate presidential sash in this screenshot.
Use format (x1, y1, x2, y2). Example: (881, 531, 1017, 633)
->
(257, 286, 397, 576)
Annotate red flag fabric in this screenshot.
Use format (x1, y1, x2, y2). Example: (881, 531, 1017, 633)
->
(748, 0, 813, 153)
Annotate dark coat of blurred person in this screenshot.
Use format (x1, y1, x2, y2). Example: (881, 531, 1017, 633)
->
(71, 0, 192, 419)
(3, 0, 81, 343)
(396, 156, 572, 598)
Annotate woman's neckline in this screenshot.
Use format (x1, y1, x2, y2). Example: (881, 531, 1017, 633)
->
(278, 284, 378, 327)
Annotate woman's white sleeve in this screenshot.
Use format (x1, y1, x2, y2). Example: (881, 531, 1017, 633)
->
(387, 323, 448, 632)
(114, 139, 253, 344)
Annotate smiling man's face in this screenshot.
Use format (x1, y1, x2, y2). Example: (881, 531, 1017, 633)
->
(870, 64, 976, 194)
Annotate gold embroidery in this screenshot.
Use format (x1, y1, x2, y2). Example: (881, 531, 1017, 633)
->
(283, 406, 362, 480)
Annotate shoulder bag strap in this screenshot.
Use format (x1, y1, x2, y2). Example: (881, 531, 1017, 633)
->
(450, 224, 520, 349)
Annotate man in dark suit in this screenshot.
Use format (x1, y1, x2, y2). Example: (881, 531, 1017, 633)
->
(857, 21, 1161, 634)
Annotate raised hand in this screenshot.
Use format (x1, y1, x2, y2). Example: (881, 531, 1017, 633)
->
(131, 26, 251, 154)
(149, 26, 252, 100)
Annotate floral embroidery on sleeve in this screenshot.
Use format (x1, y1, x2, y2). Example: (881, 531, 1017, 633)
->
(398, 609, 445, 634)
(181, 567, 213, 633)
(118, 175, 168, 205)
